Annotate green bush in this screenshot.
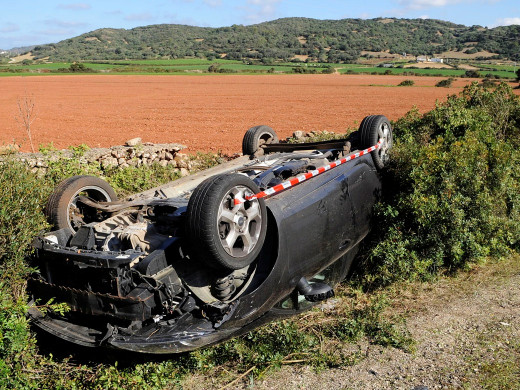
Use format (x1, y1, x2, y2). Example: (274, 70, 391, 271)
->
(0, 160, 48, 290)
(481, 78, 498, 88)
(0, 160, 48, 388)
(398, 79, 415, 86)
(356, 82, 520, 288)
(435, 78, 454, 88)
(464, 69, 480, 78)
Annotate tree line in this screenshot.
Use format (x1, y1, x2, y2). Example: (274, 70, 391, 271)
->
(29, 17, 520, 63)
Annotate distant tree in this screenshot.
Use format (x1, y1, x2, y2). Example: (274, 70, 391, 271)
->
(398, 79, 415, 86)
(207, 63, 220, 73)
(435, 78, 455, 88)
(464, 70, 480, 78)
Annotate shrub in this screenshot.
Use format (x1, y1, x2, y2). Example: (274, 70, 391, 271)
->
(0, 160, 48, 387)
(0, 160, 48, 291)
(398, 79, 415, 86)
(481, 78, 498, 88)
(464, 69, 480, 78)
(435, 78, 454, 88)
(356, 82, 520, 288)
(321, 66, 335, 74)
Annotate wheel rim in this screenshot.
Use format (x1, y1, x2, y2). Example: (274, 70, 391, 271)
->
(217, 185, 263, 258)
(67, 186, 112, 231)
(376, 122, 392, 163)
(257, 131, 275, 146)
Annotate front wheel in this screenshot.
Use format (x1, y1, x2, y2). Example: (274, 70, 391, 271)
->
(45, 175, 117, 236)
(359, 115, 393, 170)
(185, 173, 267, 271)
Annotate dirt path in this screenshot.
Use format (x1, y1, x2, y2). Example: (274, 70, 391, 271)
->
(252, 256, 520, 389)
(0, 74, 491, 154)
(181, 256, 520, 389)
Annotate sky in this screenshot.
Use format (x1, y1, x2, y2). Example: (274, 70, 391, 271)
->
(1, 0, 519, 50)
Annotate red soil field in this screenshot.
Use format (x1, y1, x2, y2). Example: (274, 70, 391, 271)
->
(0, 74, 514, 154)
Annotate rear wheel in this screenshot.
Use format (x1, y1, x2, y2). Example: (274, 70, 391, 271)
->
(242, 125, 278, 155)
(359, 115, 393, 169)
(186, 173, 267, 271)
(45, 175, 117, 236)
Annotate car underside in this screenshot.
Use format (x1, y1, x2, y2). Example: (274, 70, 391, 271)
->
(28, 115, 393, 354)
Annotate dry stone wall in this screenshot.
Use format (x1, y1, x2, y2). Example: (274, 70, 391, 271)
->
(3, 141, 188, 175)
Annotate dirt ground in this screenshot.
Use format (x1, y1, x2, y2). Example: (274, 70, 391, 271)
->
(184, 256, 520, 389)
(0, 74, 500, 154)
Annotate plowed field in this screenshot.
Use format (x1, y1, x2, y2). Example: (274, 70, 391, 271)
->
(0, 74, 510, 153)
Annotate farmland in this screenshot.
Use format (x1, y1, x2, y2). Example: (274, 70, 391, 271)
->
(0, 58, 518, 79)
(2, 73, 517, 153)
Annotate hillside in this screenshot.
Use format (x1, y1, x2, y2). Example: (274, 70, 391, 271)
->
(29, 17, 520, 63)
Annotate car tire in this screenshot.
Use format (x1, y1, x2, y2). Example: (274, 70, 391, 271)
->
(359, 115, 393, 170)
(186, 173, 267, 271)
(242, 125, 278, 156)
(45, 175, 117, 235)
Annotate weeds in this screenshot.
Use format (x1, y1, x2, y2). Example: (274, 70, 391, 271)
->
(15, 93, 37, 153)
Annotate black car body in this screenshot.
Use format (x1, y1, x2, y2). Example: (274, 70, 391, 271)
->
(27, 115, 393, 354)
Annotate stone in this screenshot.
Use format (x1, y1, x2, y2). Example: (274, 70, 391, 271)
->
(117, 158, 126, 165)
(293, 130, 305, 140)
(180, 168, 189, 177)
(174, 153, 188, 168)
(0, 144, 20, 155)
(125, 137, 142, 147)
(101, 157, 118, 168)
(165, 152, 174, 161)
(159, 160, 168, 167)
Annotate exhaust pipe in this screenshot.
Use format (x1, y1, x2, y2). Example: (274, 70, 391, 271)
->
(296, 277, 334, 302)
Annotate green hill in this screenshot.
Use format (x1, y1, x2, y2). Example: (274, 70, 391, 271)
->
(29, 17, 520, 62)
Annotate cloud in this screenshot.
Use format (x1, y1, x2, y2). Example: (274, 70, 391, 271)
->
(37, 28, 76, 37)
(58, 3, 91, 10)
(204, 0, 222, 6)
(125, 13, 155, 22)
(45, 19, 87, 28)
(493, 17, 520, 26)
(244, 0, 283, 23)
(0, 23, 20, 33)
(398, 0, 462, 10)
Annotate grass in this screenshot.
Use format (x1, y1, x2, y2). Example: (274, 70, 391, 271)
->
(0, 58, 516, 78)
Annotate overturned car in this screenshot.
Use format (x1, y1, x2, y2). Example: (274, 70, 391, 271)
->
(28, 115, 393, 354)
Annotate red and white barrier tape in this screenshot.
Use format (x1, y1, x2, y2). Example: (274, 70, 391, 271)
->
(234, 139, 383, 205)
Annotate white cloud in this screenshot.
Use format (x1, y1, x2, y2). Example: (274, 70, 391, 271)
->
(398, 0, 462, 10)
(38, 28, 75, 36)
(58, 3, 91, 10)
(45, 19, 87, 28)
(419, 14, 430, 19)
(204, 0, 222, 6)
(493, 17, 520, 26)
(244, 0, 283, 23)
(0, 23, 19, 33)
(125, 13, 155, 22)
